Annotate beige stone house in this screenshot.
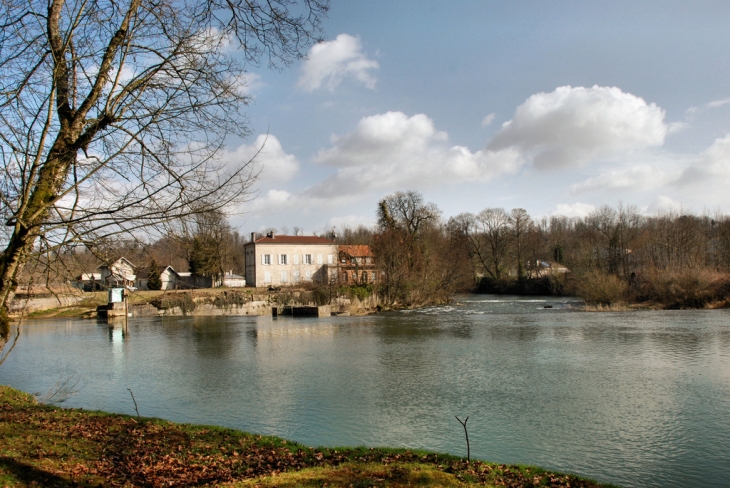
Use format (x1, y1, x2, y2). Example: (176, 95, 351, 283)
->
(244, 232, 338, 287)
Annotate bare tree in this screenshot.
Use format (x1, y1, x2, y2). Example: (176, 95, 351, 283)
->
(0, 0, 329, 347)
(378, 190, 440, 238)
(509, 208, 532, 281)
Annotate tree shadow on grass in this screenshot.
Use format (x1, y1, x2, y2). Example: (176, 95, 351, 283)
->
(0, 456, 97, 487)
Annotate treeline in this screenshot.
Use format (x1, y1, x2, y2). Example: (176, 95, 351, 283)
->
(336, 192, 730, 308)
(18, 189, 730, 309)
(18, 210, 249, 288)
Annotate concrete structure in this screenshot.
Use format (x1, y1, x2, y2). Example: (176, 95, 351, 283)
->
(244, 232, 337, 287)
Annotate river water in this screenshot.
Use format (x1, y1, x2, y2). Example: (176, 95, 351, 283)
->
(1, 295, 729, 487)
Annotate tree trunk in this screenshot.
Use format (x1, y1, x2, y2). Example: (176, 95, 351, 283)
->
(0, 226, 36, 348)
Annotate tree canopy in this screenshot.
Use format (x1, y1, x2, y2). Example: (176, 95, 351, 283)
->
(0, 0, 329, 345)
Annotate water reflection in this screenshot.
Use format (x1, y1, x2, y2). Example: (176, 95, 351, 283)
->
(1, 298, 729, 488)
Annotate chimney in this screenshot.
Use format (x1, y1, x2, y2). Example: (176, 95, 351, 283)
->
(250, 232, 255, 242)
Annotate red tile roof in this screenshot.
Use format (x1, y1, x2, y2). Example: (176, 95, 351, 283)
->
(249, 235, 335, 245)
(339, 245, 373, 257)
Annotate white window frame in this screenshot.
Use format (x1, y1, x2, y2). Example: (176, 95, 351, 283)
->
(317, 254, 323, 265)
(281, 270, 289, 283)
(279, 254, 287, 265)
(262, 254, 271, 265)
(304, 254, 312, 265)
(293, 270, 301, 283)
(264, 271, 272, 283)
(293, 254, 299, 265)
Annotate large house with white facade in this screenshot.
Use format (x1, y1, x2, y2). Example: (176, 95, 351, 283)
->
(244, 233, 338, 287)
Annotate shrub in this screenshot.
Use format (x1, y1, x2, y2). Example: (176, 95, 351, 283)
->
(212, 291, 246, 309)
(636, 269, 728, 308)
(150, 293, 195, 315)
(573, 271, 628, 305)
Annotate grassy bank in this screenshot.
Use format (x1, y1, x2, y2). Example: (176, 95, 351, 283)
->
(0, 386, 612, 487)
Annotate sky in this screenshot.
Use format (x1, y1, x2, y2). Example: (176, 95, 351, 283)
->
(224, 0, 730, 235)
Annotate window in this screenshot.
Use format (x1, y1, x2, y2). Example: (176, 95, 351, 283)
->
(342, 272, 348, 282)
(293, 270, 301, 283)
(317, 254, 323, 265)
(362, 271, 367, 282)
(327, 254, 333, 265)
(304, 254, 312, 264)
(293, 254, 299, 265)
(262, 254, 271, 265)
(279, 254, 287, 265)
(371, 272, 376, 282)
(264, 271, 271, 283)
(305, 270, 312, 281)
(281, 270, 289, 283)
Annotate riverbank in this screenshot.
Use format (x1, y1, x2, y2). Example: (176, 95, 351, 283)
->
(0, 385, 611, 487)
(10, 286, 379, 321)
(476, 270, 730, 311)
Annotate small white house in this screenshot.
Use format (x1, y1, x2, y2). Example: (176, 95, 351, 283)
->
(160, 266, 181, 290)
(222, 271, 246, 288)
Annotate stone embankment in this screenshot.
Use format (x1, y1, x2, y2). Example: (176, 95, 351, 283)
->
(11, 288, 379, 319)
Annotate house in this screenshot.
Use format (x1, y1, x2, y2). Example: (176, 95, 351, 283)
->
(99, 257, 136, 288)
(338, 245, 378, 284)
(526, 260, 569, 278)
(76, 257, 136, 290)
(75, 272, 103, 291)
(222, 271, 246, 288)
(161, 266, 182, 289)
(244, 232, 338, 287)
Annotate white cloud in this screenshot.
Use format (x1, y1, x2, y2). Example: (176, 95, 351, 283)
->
(570, 165, 670, 195)
(707, 97, 730, 109)
(552, 202, 596, 218)
(298, 34, 379, 92)
(481, 113, 496, 127)
(675, 133, 730, 186)
(221, 135, 299, 182)
(306, 111, 523, 198)
(327, 214, 377, 231)
(488, 86, 667, 170)
(645, 196, 685, 214)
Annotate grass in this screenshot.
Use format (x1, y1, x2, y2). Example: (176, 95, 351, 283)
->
(0, 385, 615, 487)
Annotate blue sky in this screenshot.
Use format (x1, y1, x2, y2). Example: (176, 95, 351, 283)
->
(224, 0, 730, 235)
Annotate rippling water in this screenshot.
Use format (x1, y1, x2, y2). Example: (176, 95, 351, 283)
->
(1, 295, 729, 487)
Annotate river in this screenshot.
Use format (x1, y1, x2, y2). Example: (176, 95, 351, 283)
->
(1, 295, 729, 487)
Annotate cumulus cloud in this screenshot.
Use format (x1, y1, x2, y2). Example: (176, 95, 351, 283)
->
(570, 165, 671, 195)
(646, 196, 685, 214)
(488, 86, 668, 170)
(675, 133, 730, 186)
(306, 111, 523, 198)
(221, 135, 299, 182)
(298, 34, 379, 92)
